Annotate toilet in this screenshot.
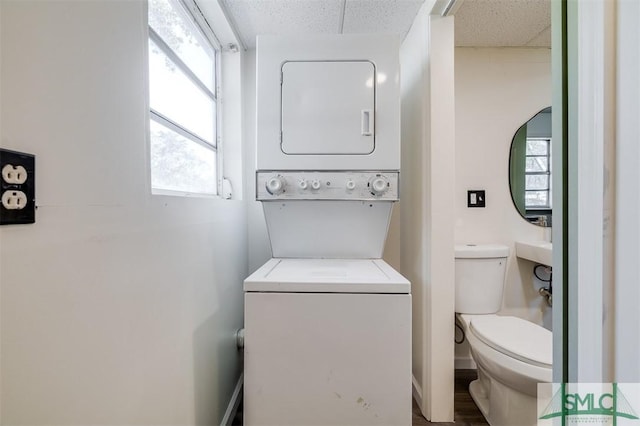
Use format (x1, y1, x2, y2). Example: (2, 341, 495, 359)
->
(455, 244, 552, 426)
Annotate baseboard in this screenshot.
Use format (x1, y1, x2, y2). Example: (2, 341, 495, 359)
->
(455, 356, 476, 370)
(412, 374, 423, 412)
(221, 373, 243, 426)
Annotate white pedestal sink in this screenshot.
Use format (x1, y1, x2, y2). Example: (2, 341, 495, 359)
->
(515, 241, 552, 266)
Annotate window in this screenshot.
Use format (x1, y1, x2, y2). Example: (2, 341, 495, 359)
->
(148, 0, 219, 196)
(524, 138, 551, 209)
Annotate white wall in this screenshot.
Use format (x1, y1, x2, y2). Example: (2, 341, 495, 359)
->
(615, 0, 640, 383)
(0, 1, 247, 424)
(400, 4, 455, 421)
(558, 0, 640, 386)
(454, 48, 552, 337)
(243, 50, 272, 273)
(565, 0, 640, 384)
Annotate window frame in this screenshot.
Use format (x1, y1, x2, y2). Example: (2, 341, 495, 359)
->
(524, 137, 552, 209)
(147, 0, 223, 198)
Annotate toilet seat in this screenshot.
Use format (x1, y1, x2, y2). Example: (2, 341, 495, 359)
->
(469, 315, 552, 368)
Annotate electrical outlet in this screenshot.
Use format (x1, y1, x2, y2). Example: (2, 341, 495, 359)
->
(0, 148, 35, 225)
(2, 164, 28, 184)
(2, 190, 27, 210)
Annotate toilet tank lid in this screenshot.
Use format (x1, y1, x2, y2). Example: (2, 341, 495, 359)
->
(455, 244, 509, 258)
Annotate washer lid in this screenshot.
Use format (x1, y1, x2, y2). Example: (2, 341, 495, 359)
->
(244, 258, 410, 293)
(469, 315, 552, 368)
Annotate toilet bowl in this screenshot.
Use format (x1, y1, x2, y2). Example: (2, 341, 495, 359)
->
(458, 314, 552, 426)
(455, 244, 552, 426)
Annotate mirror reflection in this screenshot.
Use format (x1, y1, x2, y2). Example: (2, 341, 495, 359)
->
(509, 107, 552, 227)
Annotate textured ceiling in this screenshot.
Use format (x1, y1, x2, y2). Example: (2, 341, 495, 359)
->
(220, 0, 424, 49)
(218, 0, 551, 50)
(455, 0, 551, 47)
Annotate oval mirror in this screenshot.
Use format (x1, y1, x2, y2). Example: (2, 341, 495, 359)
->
(509, 107, 552, 227)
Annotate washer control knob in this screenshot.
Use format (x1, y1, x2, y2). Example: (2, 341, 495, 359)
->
(266, 176, 286, 195)
(346, 180, 356, 191)
(298, 179, 308, 190)
(311, 180, 321, 190)
(369, 176, 389, 196)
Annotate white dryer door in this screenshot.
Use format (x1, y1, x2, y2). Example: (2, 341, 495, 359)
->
(281, 60, 375, 155)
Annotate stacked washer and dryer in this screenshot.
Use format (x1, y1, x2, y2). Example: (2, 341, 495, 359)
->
(243, 35, 412, 425)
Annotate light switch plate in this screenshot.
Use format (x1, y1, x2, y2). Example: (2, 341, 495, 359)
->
(467, 190, 486, 208)
(1, 148, 36, 225)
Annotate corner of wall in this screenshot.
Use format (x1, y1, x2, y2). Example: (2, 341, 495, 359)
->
(399, 5, 456, 422)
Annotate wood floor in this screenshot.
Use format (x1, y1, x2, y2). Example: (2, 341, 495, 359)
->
(412, 369, 488, 425)
(233, 370, 487, 425)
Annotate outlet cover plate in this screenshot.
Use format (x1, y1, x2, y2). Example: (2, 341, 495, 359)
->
(1, 148, 36, 225)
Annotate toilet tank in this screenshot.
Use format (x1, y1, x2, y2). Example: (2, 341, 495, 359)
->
(455, 244, 510, 314)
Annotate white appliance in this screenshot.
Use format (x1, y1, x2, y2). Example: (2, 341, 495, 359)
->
(244, 259, 411, 425)
(244, 35, 411, 426)
(256, 34, 400, 170)
(256, 170, 398, 258)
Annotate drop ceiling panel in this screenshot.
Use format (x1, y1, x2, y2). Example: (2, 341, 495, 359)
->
(219, 0, 550, 50)
(220, 0, 344, 49)
(525, 25, 551, 47)
(455, 0, 551, 47)
(342, 0, 424, 35)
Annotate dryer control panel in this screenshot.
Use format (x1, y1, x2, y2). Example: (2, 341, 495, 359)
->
(256, 171, 399, 201)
